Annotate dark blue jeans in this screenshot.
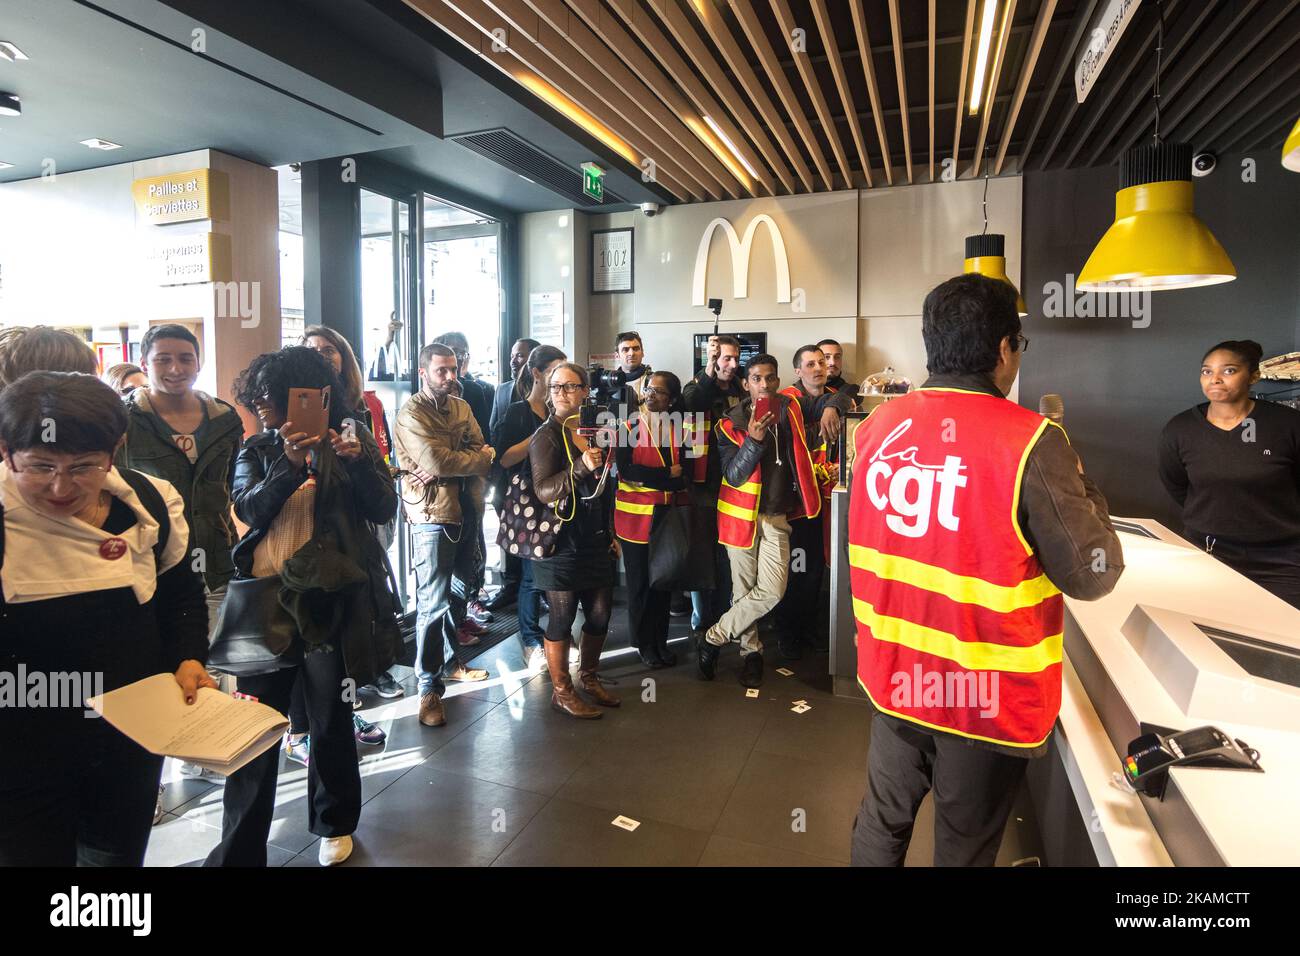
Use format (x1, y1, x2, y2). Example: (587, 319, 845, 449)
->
(411, 522, 480, 696)
(518, 558, 544, 649)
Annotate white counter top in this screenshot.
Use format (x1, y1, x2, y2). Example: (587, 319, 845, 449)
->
(1061, 520, 1300, 866)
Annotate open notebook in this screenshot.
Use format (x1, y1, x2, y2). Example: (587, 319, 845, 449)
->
(88, 674, 288, 776)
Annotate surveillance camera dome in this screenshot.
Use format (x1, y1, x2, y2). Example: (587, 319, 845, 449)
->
(640, 202, 661, 217)
(1192, 152, 1217, 177)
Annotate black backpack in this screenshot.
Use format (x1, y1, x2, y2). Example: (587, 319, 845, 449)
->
(0, 467, 171, 572)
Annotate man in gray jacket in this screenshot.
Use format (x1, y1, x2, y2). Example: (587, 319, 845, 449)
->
(393, 344, 496, 728)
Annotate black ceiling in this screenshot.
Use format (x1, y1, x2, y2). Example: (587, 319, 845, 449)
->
(718, 0, 1300, 177)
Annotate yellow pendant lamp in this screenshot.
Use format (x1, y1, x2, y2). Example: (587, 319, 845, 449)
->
(963, 233, 1028, 315)
(1077, 141, 1235, 291)
(1283, 116, 1300, 172)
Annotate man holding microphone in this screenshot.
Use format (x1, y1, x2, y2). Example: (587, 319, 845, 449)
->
(847, 274, 1123, 866)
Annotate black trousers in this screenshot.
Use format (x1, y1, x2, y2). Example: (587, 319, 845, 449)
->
(1190, 531, 1300, 610)
(0, 720, 162, 866)
(850, 712, 1028, 867)
(774, 515, 827, 643)
(622, 536, 670, 653)
(205, 642, 360, 867)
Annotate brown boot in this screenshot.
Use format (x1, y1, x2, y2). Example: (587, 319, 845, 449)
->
(545, 639, 601, 719)
(577, 631, 620, 707)
(419, 691, 446, 727)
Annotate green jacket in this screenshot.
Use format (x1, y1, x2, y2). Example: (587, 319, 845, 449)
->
(116, 389, 244, 590)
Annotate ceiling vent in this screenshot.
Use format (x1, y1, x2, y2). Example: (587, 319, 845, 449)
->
(450, 128, 627, 207)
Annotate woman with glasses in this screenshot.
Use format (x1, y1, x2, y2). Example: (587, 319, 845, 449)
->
(527, 363, 619, 718)
(205, 347, 397, 867)
(615, 371, 689, 668)
(0, 372, 213, 865)
(491, 344, 566, 672)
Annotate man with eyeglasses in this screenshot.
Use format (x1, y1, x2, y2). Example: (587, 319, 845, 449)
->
(392, 343, 496, 729)
(847, 274, 1121, 866)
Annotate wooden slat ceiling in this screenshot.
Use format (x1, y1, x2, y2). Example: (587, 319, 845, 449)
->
(404, 0, 1300, 204)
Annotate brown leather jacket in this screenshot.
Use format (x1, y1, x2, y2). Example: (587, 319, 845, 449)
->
(528, 417, 614, 549)
(392, 390, 491, 525)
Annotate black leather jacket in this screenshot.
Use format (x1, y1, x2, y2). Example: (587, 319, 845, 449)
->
(230, 426, 399, 685)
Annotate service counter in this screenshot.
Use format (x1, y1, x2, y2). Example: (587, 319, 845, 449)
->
(828, 489, 1300, 866)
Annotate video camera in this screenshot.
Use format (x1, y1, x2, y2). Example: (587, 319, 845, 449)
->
(583, 363, 649, 429)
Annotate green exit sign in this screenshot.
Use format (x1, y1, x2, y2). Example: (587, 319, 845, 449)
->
(581, 162, 604, 202)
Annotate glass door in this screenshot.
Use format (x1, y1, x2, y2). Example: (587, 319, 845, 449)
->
(359, 188, 415, 607)
(421, 195, 504, 587)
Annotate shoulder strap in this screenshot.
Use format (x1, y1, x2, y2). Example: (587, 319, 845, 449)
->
(119, 468, 172, 569)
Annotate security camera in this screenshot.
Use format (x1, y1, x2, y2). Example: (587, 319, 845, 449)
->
(640, 202, 661, 217)
(1192, 152, 1216, 177)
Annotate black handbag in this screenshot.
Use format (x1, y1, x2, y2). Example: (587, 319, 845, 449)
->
(207, 575, 300, 676)
(647, 443, 713, 591)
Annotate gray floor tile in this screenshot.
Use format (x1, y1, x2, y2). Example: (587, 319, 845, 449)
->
(145, 812, 295, 868)
(157, 772, 217, 814)
(751, 696, 872, 770)
(555, 720, 754, 831)
(492, 798, 710, 867)
(697, 834, 847, 867)
(284, 766, 547, 866)
(713, 749, 866, 863)
(424, 705, 607, 796)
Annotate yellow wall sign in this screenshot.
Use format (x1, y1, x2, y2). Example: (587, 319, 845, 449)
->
(132, 169, 230, 225)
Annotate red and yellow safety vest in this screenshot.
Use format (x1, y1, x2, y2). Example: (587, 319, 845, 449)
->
(682, 414, 710, 485)
(715, 398, 822, 550)
(848, 387, 1064, 749)
(614, 414, 689, 544)
(779, 385, 839, 561)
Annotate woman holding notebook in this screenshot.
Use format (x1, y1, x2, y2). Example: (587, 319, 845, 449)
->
(0, 371, 213, 866)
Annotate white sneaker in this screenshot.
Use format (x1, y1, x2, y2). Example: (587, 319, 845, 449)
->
(319, 834, 354, 866)
(525, 645, 546, 672)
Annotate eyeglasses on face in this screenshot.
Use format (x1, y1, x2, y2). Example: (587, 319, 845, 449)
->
(1015, 333, 1030, 353)
(548, 383, 587, 395)
(12, 461, 108, 485)
(642, 386, 670, 397)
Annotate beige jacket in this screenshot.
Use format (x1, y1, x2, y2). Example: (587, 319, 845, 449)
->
(392, 390, 491, 525)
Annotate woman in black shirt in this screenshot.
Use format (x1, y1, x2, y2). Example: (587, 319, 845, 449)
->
(491, 345, 565, 672)
(1159, 339, 1300, 608)
(615, 371, 688, 668)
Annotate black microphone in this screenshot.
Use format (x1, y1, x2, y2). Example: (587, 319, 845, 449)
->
(1039, 393, 1064, 425)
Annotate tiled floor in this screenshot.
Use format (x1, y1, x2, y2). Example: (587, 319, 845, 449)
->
(145, 608, 1045, 868)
